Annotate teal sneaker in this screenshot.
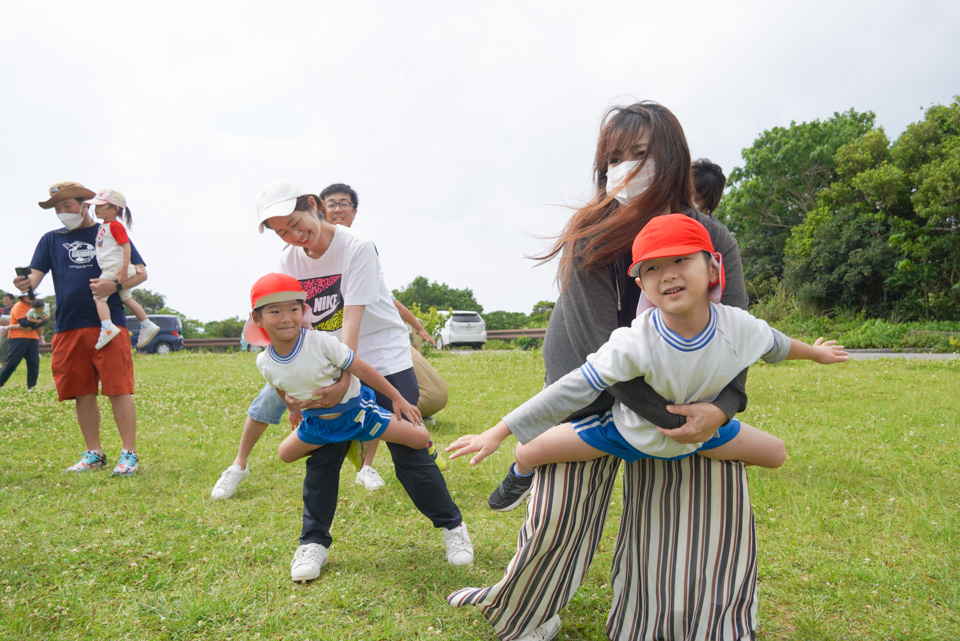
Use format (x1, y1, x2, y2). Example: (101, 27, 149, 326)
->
(67, 450, 107, 473)
(111, 450, 139, 476)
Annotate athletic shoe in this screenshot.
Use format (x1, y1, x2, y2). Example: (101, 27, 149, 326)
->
(516, 615, 561, 641)
(111, 450, 139, 476)
(442, 522, 474, 566)
(355, 465, 385, 491)
(136, 320, 161, 348)
(344, 440, 365, 473)
(67, 450, 107, 473)
(423, 416, 436, 426)
(211, 464, 250, 499)
(427, 441, 448, 472)
(95, 325, 121, 350)
(488, 464, 534, 512)
(291, 543, 328, 583)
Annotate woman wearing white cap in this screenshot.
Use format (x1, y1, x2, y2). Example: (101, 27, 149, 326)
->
(227, 180, 473, 582)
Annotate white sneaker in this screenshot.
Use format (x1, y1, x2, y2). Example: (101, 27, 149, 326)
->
(355, 465, 385, 491)
(291, 543, 328, 583)
(516, 615, 561, 641)
(137, 320, 161, 348)
(210, 464, 250, 499)
(442, 522, 474, 566)
(95, 325, 121, 350)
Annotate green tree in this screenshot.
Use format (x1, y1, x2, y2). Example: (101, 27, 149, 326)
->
(718, 110, 876, 297)
(130, 289, 166, 314)
(484, 310, 529, 330)
(393, 276, 483, 312)
(784, 98, 960, 319)
(203, 317, 245, 338)
(527, 300, 554, 327)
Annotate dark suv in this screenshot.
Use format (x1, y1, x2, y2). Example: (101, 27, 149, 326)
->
(126, 314, 184, 354)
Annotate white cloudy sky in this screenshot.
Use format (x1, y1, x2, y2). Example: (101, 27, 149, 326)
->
(2, 1, 957, 322)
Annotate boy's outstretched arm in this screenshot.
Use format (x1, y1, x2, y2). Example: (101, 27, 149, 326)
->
(447, 421, 513, 465)
(785, 337, 849, 364)
(346, 357, 422, 425)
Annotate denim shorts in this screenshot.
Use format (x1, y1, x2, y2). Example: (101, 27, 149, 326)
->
(574, 411, 742, 462)
(247, 382, 287, 425)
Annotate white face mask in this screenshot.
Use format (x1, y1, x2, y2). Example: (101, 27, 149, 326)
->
(57, 211, 85, 230)
(607, 159, 656, 205)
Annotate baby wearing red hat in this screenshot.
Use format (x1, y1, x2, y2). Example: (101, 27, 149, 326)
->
(247, 273, 431, 469)
(448, 214, 850, 511)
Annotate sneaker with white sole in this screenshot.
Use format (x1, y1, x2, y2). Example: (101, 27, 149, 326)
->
(111, 450, 139, 476)
(488, 464, 534, 512)
(442, 522, 474, 566)
(136, 320, 161, 348)
(355, 465, 385, 491)
(291, 543, 328, 583)
(95, 325, 121, 350)
(211, 464, 250, 499)
(67, 450, 107, 473)
(516, 614, 561, 641)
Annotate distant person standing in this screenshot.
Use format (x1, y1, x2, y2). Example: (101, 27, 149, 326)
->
(0, 292, 14, 366)
(14, 181, 150, 475)
(691, 158, 726, 216)
(0, 292, 41, 391)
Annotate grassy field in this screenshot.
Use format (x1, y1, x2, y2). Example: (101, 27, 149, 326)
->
(0, 350, 957, 640)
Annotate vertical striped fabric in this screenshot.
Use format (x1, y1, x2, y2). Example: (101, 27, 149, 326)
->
(448, 456, 757, 641)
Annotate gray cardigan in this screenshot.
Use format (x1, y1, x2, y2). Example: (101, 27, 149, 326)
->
(509, 210, 750, 444)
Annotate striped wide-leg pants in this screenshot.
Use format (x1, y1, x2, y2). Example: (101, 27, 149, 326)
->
(448, 455, 757, 640)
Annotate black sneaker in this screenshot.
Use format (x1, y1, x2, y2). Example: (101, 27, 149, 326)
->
(488, 465, 534, 512)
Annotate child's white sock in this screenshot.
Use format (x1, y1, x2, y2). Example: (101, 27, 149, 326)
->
(140, 319, 152, 328)
(101, 320, 114, 330)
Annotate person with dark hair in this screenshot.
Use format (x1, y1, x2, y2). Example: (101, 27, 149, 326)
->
(446, 102, 758, 641)
(691, 157, 726, 216)
(0, 292, 15, 366)
(14, 181, 148, 475)
(213, 180, 472, 583)
(319, 183, 359, 226)
(0, 292, 42, 390)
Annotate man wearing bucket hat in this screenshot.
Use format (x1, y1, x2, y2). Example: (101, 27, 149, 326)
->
(14, 182, 150, 475)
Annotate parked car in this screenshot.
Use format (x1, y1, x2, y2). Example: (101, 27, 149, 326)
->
(126, 314, 184, 354)
(435, 310, 486, 350)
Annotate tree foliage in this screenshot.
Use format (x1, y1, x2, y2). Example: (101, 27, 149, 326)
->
(393, 276, 482, 313)
(130, 289, 166, 314)
(203, 317, 245, 338)
(718, 109, 876, 297)
(784, 98, 960, 319)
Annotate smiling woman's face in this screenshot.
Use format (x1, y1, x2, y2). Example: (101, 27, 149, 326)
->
(266, 208, 323, 248)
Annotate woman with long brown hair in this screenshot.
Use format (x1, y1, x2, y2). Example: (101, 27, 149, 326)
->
(448, 101, 758, 640)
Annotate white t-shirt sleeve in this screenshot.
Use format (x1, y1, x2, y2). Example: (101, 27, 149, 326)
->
(584, 322, 651, 389)
(309, 331, 355, 371)
(341, 238, 382, 307)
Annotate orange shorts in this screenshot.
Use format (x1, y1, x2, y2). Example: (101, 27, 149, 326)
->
(51, 327, 135, 401)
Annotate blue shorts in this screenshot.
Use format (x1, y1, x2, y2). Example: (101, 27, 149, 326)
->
(573, 411, 741, 462)
(296, 386, 392, 446)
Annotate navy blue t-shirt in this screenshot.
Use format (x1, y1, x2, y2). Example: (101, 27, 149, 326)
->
(30, 224, 145, 333)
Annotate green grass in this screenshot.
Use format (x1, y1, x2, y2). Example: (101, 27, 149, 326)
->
(0, 351, 957, 640)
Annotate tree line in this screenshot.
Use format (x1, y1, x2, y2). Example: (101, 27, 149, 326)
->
(718, 97, 960, 321)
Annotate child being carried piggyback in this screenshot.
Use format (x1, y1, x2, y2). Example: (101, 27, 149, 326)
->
(84, 189, 160, 350)
(448, 214, 849, 511)
(246, 273, 432, 465)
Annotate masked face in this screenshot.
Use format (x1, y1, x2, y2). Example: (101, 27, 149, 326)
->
(56, 211, 85, 230)
(607, 159, 657, 205)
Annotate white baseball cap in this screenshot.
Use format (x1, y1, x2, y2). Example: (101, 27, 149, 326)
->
(255, 179, 305, 234)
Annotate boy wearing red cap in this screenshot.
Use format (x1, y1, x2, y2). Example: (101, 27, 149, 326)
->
(248, 273, 431, 465)
(449, 215, 849, 509)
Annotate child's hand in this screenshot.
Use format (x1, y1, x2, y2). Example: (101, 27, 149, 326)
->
(393, 398, 422, 425)
(446, 423, 508, 465)
(811, 337, 849, 364)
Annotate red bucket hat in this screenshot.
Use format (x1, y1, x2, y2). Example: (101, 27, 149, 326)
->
(629, 214, 725, 309)
(242, 273, 307, 346)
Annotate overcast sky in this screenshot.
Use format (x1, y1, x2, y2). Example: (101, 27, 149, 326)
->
(3, 1, 957, 322)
